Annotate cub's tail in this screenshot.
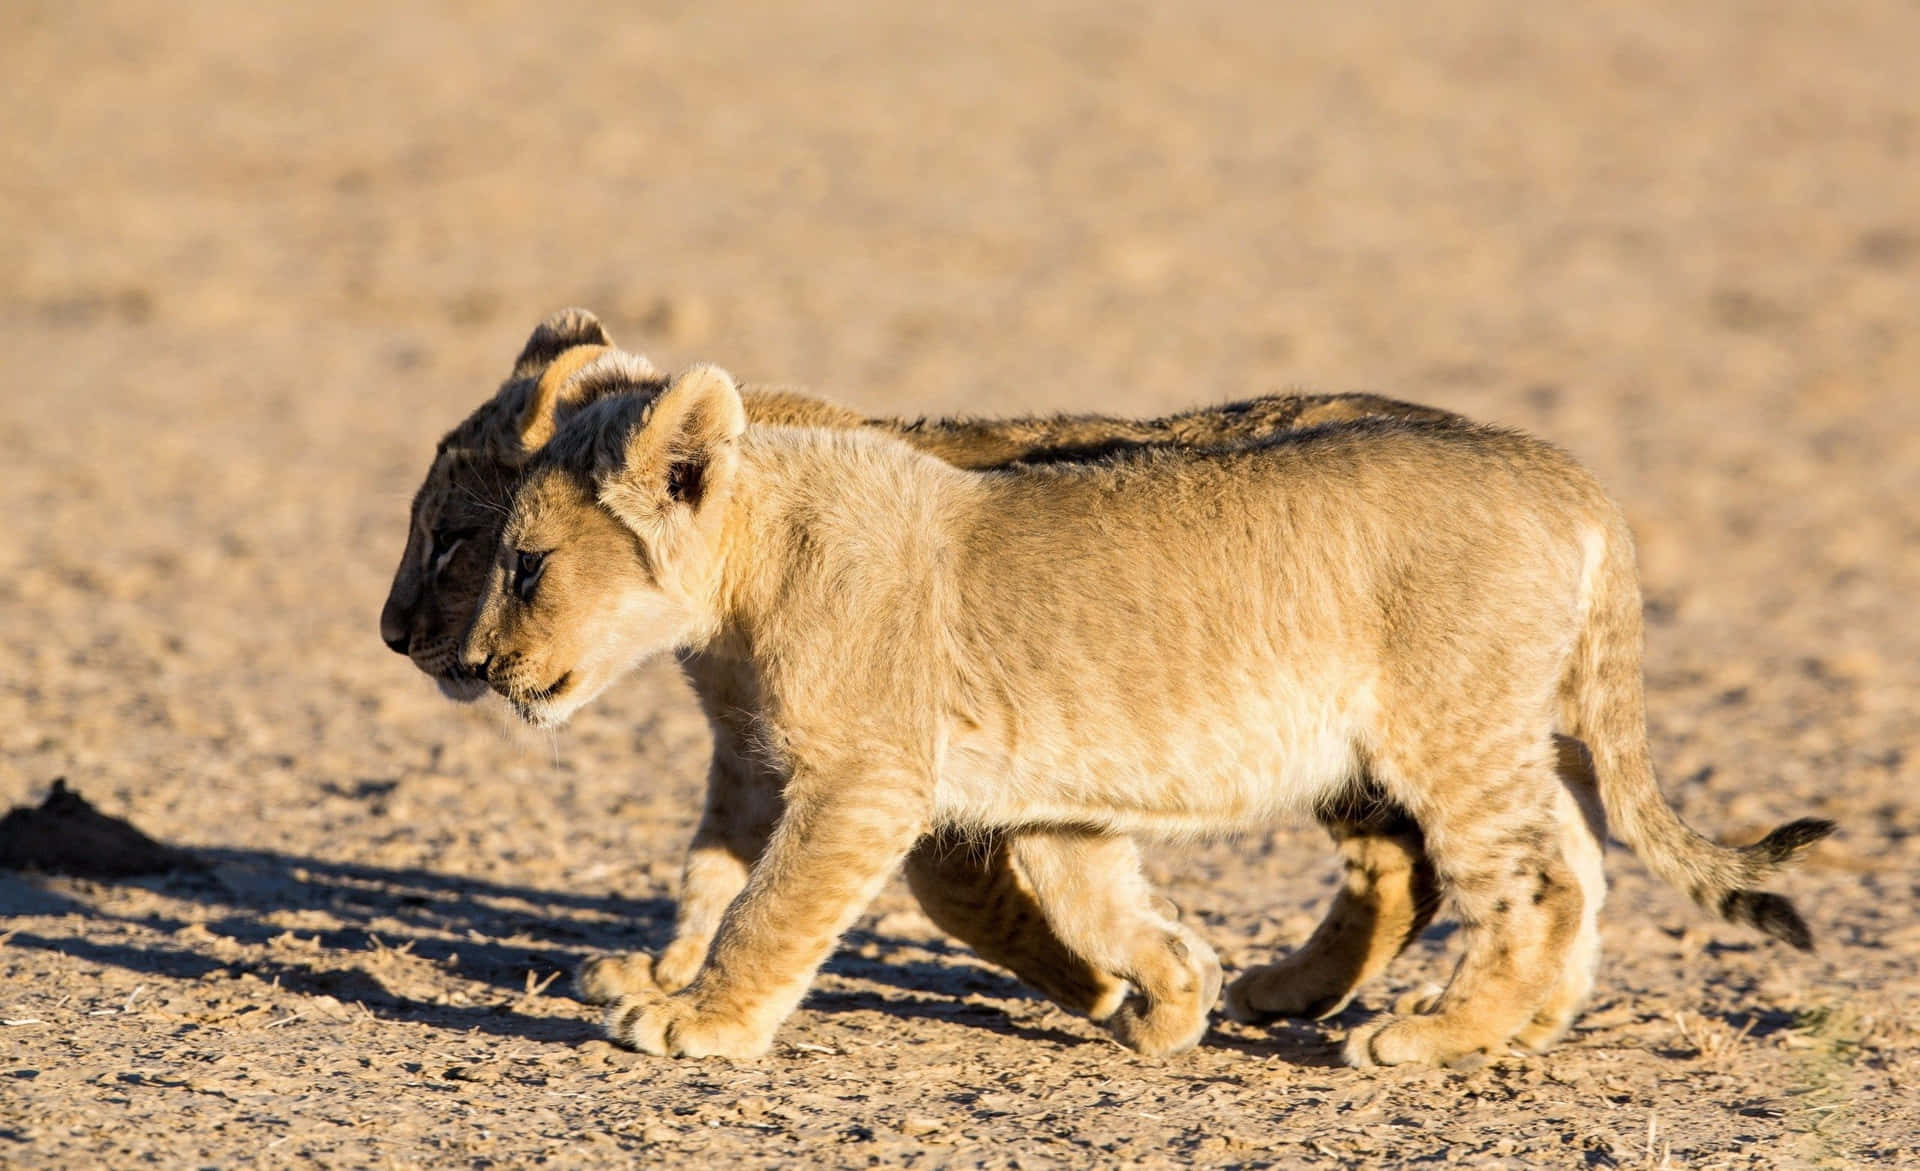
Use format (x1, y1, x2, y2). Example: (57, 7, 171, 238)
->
(1563, 512, 1834, 949)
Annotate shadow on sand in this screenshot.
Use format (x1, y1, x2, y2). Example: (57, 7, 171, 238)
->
(0, 780, 1354, 1059)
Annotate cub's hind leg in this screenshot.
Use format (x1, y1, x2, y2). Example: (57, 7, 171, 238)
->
(1511, 738, 1609, 1053)
(1225, 735, 1598, 1026)
(1346, 738, 1586, 1069)
(1225, 793, 1440, 1023)
(904, 830, 1129, 1020)
(1010, 831, 1222, 1057)
(1367, 778, 1610, 1059)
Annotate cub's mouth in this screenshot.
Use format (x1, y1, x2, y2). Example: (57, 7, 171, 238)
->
(435, 664, 491, 702)
(528, 671, 572, 702)
(505, 670, 573, 724)
(409, 639, 490, 703)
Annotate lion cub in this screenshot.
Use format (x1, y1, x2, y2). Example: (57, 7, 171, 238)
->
(462, 359, 1830, 1068)
(382, 310, 1507, 1026)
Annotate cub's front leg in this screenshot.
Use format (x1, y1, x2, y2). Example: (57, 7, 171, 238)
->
(604, 766, 928, 1058)
(576, 744, 782, 1005)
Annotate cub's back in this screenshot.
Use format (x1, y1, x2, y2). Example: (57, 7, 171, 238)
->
(938, 418, 1610, 691)
(959, 418, 1605, 585)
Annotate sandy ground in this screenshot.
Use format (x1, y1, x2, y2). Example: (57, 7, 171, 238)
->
(4, 1, 1918, 1166)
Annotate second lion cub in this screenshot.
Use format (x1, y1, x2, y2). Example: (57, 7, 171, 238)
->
(461, 360, 1830, 1068)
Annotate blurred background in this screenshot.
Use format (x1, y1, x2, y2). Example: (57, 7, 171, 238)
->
(7, 0, 1914, 812)
(2, 2, 1916, 1162)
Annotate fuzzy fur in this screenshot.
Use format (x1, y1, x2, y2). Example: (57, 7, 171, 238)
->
(460, 350, 1829, 1067)
(383, 310, 1590, 1027)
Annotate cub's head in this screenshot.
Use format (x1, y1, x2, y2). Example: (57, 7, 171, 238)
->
(378, 308, 660, 699)
(460, 361, 748, 728)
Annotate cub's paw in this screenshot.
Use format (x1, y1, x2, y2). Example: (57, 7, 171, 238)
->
(649, 938, 710, 995)
(1224, 958, 1360, 1024)
(1343, 1014, 1496, 1071)
(575, 952, 660, 1006)
(1110, 993, 1211, 1058)
(605, 991, 773, 1059)
(1109, 926, 1222, 1058)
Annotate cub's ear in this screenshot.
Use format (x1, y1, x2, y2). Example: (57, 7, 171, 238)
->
(510, 308, 614, 380)
(598, 365, 746, 536)
(511, 313, 660, 452)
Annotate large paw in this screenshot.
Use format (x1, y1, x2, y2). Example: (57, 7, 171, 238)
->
(649, 937, 710, 994)
(575, 952, 661, 1006)
(1343, 1014, 1496, 1070)
(1224, 957, 1361, 1024)
(1108, 926, 1222, 1058)
(605, 990, 774, 1059)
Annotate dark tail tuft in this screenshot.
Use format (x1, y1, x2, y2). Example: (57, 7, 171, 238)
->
(1718, 890, 1817, 951)
(1715, 820, 1833, 949)
(1746, 818, 1836, 866)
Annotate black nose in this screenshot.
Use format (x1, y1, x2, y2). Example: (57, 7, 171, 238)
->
(380, 603, 412, 655)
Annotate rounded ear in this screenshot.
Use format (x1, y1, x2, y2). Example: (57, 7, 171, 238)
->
(599, 364, 746, 532)
(518, 350, 674, 460)
(653, 364, 749, 454)
(511, 308, 614, 380)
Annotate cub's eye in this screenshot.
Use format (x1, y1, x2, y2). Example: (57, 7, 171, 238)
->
(427, 527, 483, 577)
(512, 549, 548, 603)
(429, 531, 467, 577)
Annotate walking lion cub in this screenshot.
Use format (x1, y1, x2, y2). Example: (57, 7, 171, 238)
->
(381, 309, 1484, 1027)
(460, 356, 1830, 1067)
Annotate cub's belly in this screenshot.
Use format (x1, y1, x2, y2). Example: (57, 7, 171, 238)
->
(933, 695, 1365, 836)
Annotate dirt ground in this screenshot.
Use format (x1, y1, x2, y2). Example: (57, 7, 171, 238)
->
(4, 1, 1917, 1166)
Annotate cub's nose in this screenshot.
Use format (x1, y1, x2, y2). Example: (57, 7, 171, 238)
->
(379, 606, 410, 655)
(460, 642, 494, 679)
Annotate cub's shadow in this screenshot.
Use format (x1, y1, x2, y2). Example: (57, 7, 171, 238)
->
(4, 846, 1089, 1046)
(2, 778, 1363, 1059)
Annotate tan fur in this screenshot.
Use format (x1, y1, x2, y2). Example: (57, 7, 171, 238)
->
(463, 358, 1828, 1066)
(383, 310, 1572, 1027)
